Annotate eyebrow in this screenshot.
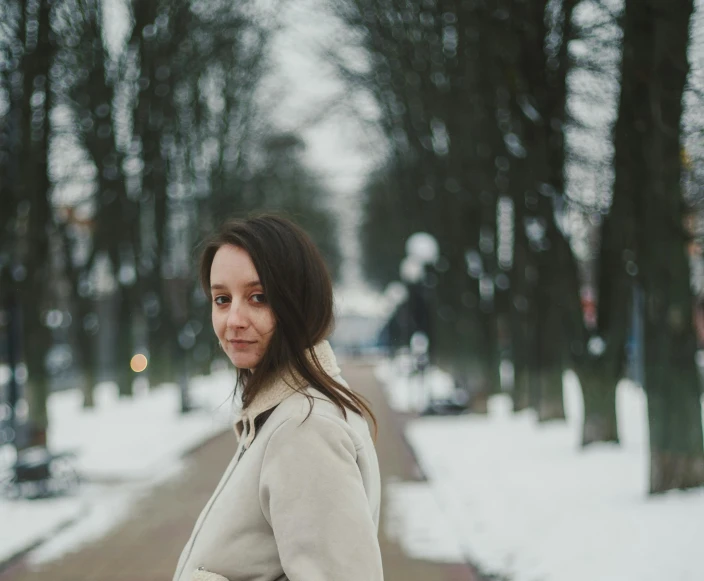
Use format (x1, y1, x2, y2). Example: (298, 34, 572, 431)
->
(210, 280, 262, 291)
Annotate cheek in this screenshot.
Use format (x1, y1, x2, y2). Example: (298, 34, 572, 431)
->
(252, 309, 276, 337)
(212, 309, 225, 337)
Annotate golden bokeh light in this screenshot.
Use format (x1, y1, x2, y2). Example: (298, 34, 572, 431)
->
(130, 354, 148, 373)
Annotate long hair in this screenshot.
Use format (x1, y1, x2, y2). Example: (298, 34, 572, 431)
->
(199, 214, 377, 434)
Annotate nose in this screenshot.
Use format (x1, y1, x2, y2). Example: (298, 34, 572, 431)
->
(226, 300, 248, 330)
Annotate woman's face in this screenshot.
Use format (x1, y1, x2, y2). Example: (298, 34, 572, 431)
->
(210, 245, 276, 370)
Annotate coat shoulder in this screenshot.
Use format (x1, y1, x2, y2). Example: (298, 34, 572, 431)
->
(266, 376, 372, 449)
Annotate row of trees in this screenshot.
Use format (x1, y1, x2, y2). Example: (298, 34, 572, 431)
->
(340, 0, 704, 493)
(0, 0, 340, 447)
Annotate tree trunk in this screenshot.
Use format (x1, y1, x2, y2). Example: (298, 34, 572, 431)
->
(69, 270, 100, 409)
(511, 368, 531, 412)
(115, 286, 135, 397)
(642, 234, 704, 492)
(511, 313, 532, 412)
(533, 288, 566, 421)
(82, 367, 96, 408)
(75, 300, 98, 408)
(575, 358, 619, 445)
(177, 344, 193, 413)
(17, 0, 53, 448)
(500, 0, 575, 422)
(509, 206, 534, 413)
(647, 373, 704, 492)
(22, 331, 51, 447)
(148, 318, 177, 387)
(624, 0, 704, 492)
(536, 367, 566, 422)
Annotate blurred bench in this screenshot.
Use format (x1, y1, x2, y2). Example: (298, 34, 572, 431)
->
(1, 445, 80, 499)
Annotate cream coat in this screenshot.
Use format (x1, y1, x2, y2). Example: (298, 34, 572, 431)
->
(172, 342, 383, 581)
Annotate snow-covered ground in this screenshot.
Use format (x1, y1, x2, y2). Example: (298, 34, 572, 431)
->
(378, 357, 704, 581)
(0, 369, 237, 566)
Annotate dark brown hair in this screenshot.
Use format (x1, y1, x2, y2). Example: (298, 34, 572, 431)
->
(199, 214, 377, 434)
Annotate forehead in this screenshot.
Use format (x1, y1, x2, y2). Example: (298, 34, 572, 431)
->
(210, 245, 260, 284)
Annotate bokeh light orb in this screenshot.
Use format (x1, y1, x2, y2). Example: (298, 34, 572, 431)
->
(130, 354, 148, 373)
(405, 232, 439, 264)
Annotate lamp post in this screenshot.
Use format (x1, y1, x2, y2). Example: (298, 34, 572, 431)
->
(401, 233, 439, 412)
(380, 282, 408, 356)
(403, 232, 439, 354)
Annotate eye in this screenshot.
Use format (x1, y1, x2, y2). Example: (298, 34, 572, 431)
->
(213, 295, 229, 306)
(251, 293, 267, 304)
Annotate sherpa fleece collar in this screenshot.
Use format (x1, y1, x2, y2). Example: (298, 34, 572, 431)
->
(235, 340, 341, 448)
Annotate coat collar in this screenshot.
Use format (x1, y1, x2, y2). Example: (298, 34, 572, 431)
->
(235, 340, 341, 448)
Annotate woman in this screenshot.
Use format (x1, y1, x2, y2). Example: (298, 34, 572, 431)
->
(173, 215, 383, 581)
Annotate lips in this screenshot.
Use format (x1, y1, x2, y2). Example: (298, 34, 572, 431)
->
(228, 339, 255, 347)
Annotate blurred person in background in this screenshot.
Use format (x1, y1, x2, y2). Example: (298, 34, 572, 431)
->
(173, 215, 382, 581)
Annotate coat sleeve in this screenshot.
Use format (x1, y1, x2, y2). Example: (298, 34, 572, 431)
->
(258, 413, 383, 581)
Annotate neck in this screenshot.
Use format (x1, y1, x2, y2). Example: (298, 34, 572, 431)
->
(236, 340, 340, 447)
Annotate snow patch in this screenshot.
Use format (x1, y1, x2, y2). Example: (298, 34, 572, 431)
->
(378, 360, 704, 581)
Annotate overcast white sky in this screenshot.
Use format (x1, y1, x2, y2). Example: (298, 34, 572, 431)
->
(262, 0, 385, 290)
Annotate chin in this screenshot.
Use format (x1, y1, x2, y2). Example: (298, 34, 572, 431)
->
(231, 355, 261, 370)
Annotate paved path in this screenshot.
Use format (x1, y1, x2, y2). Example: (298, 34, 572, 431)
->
(1, 360, 480, 581)
(343, 360, 480, 581)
